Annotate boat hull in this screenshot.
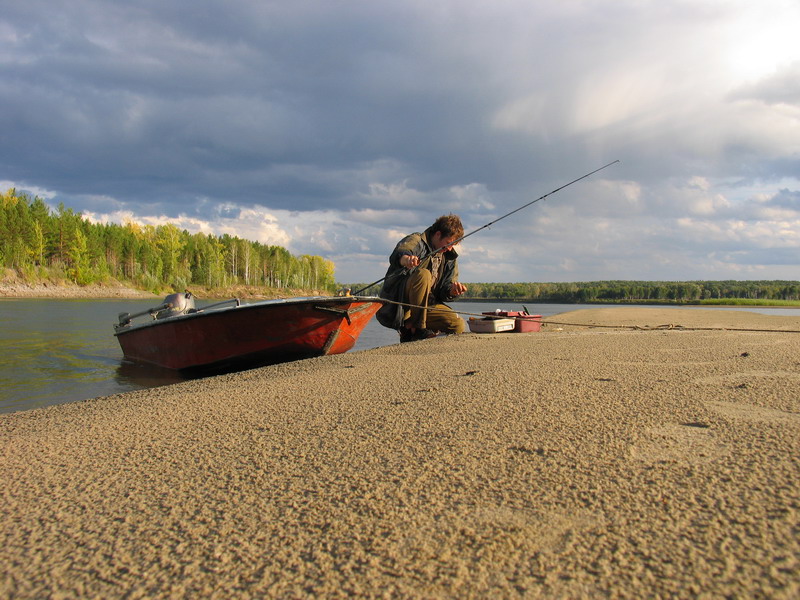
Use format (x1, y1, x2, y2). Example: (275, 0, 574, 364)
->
(114, 296, 382, 371)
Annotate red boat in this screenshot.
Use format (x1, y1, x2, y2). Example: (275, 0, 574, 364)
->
(114, 292, 383, 371)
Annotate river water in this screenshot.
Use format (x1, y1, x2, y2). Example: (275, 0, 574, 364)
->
(1, 298, 796, 414)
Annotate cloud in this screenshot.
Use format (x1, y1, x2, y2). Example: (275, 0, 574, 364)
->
(731, 61, 800, 106)
(1, 0, 799, 284)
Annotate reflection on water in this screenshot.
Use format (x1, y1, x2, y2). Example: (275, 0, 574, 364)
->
(1, 298, 797, 414)
(0, 299, 174, 413)
(114, 360, 193, 389)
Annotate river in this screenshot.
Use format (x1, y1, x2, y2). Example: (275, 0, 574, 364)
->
(1, 298, 797, 414)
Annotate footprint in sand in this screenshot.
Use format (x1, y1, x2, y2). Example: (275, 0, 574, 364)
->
(693, 370, 800, 387)
(630, 423, 730, 464)
(705, 401, 800, 425)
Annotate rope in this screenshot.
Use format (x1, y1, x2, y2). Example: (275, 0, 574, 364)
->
(378, 298, 538, 322)
(377, 298, 800, 334)
(537, 319, 800, 334)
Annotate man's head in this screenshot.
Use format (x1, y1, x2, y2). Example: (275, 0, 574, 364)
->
(429, 214, 464, 251)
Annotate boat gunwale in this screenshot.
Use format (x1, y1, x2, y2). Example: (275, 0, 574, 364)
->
(113, 295, 384, 337)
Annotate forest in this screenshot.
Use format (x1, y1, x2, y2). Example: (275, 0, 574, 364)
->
(1, 189, 337, 293)
(458, 280, 800, 304)
(352, 279, 800, 305)
(5, 188, 799, 304)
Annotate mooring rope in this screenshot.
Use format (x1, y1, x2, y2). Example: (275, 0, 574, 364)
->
(375, 298, 800, 334)
(377, 298, 536, 322)
(542, 319, 800, 333)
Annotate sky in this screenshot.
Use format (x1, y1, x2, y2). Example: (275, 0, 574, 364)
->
(2, 0, 799, 284)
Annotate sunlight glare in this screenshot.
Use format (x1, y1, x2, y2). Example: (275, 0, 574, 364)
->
(724, 5, 800, 82)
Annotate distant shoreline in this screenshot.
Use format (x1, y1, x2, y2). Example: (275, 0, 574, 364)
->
(453, 297, 800, 309)
(0, 282, 328, 301)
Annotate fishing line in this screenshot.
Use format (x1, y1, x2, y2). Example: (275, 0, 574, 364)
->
(353, 160, 620, 295)
(375, 297, 527, 321)
(448, 159, 620, 248)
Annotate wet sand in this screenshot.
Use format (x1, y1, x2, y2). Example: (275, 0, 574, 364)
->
(2, 308, 799, 598)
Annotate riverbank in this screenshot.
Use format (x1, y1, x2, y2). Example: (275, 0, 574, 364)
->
(0, 280, 158, 299)
(2, 308, 799, 597)
(0, 277, 327, 300)
(0, 270, 157, 298)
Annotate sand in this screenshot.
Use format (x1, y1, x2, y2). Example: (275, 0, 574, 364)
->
(0, 281, 156, 299)
(1, 307, 799, 598)
(0, 278, 322, 301)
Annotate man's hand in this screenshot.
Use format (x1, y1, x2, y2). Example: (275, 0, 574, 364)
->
(450, 282, 467, 296)
(400, 255, 420, 268)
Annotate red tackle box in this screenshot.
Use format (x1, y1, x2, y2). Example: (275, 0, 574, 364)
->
(482, 310, 542, 333)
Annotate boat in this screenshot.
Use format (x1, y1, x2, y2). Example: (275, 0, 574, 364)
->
(113, 292, 383, 371)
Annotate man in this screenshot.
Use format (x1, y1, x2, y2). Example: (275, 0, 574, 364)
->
(376, 214, 467, 342)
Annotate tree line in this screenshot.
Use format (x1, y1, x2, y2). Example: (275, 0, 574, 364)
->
(351, 279, 800, 304)
(459, 280, 800, 303)
(1, 189, 337, 293)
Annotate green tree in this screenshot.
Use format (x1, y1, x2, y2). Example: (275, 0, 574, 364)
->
(66, 224, 90, 284)
(156, 223, 186, 287)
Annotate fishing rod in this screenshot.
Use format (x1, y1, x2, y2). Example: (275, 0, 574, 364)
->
(352, 160, 620, 295)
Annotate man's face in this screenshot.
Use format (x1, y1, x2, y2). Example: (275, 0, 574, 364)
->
(433, 232, 458, 251)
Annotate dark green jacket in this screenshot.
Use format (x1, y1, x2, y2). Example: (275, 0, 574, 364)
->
(376, 227, 459, 329)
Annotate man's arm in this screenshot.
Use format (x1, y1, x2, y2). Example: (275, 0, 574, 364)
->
(390, 233, 424, 268)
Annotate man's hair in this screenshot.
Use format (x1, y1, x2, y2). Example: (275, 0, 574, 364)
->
(430, 214, 464, 241)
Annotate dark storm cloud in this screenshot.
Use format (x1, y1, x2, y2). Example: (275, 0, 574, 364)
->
(1, 0, 799, 282)
(2, 1, 644, 213)
(2, 0, 521, 218)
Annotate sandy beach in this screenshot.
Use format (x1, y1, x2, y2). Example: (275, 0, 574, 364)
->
(2, 307, 799, 598)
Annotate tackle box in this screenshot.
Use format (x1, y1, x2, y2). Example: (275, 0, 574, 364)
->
(467, 317, 516, 333)
(481, 310, 542, 333)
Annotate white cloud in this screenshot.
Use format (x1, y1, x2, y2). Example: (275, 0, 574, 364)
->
(0, 181, 58, 201)
(82, 206, 292, 248)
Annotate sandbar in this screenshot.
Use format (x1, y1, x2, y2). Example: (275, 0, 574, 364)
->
(2, 308, 799, 597)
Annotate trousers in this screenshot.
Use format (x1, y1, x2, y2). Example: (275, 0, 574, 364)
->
(403, 268, 465, 334)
